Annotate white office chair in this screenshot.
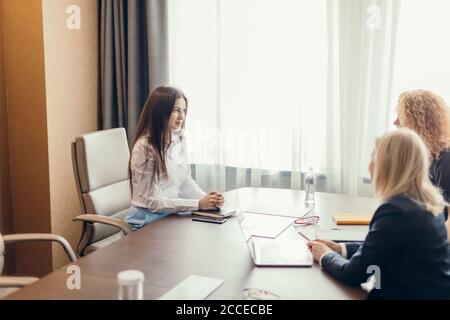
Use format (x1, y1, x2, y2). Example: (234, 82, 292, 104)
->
(0, 232, 77, 298)
(72, 128, 133, 256)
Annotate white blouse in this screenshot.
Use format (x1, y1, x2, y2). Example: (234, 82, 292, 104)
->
(130, 132, 206, 213)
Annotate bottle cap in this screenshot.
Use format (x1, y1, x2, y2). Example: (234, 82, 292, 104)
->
(117, 270, 145, 286)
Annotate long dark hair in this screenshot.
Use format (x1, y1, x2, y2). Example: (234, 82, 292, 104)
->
(129, 86, 187, 192)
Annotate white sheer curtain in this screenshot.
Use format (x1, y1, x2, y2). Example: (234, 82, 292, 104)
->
(168, 0, 400, 196)
(390, 0, 450, 114)
(168, 0, 328, 192)
(326, 0, 400, 196)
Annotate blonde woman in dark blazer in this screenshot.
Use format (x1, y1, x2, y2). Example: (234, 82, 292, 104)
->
(309, 129, 450, 299)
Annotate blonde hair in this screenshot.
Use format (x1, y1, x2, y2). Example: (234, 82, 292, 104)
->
(373, 128, 447, 215)
(396, 90, 450, 158)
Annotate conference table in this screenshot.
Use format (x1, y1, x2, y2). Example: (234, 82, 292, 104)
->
(5, 187, 379, 300)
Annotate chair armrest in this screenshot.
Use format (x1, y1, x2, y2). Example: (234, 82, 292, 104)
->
(73, 214, 132, 236)
(0, 276, 39, 288)
(3, 234, 77, 262)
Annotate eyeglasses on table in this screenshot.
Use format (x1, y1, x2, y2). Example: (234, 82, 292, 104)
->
(294, 215, 320, 226)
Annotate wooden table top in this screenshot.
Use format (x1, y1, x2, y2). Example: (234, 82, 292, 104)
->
(5, 187, 379, 300)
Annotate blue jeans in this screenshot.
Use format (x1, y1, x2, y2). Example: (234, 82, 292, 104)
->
(125, 205, 170, 231)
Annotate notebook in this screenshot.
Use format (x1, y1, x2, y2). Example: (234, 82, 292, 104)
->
(332, 213, 373, 225)
(191, 207, 235, 219)
(237, 210, 312, 267)
(192, 215, 228, 224)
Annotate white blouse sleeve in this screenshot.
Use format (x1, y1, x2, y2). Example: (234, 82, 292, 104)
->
(179, 165, 207, 199)
(130, 139, 200, 213)
(178, 137, 206, 199)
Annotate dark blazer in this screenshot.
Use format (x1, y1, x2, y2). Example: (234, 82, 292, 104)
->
(430, 150, 450, 221)
(321, 195, 450, 299)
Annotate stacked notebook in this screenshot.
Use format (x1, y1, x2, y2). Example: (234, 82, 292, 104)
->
(192, 207, 235, 224)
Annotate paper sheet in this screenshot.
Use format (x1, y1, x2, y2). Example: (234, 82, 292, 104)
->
(241, 212, 297, 239)
(158, 275, 224, 300)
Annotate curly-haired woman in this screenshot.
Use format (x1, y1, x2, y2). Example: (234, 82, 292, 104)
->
(394, 90, 450, 237)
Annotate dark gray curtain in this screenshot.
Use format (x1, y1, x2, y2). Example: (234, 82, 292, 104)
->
(100, 0, 169, 142)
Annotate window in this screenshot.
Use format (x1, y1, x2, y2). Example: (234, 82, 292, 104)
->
(391, 0, 450, 117)
(168, 0, 450, 196)
(169, 0, 328, 172)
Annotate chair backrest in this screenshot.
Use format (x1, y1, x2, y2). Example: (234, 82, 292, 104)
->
(72, 128, 131, 243)
(0, 233, 4, 274)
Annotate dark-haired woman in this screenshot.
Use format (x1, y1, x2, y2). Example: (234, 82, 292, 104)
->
(125, 86, 224, 230)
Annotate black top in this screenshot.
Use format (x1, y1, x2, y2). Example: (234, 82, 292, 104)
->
(321, 196, 450, 299)
(430, 150, 450, 220)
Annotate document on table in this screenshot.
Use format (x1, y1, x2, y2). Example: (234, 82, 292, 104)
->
(158, 275, 224, 300)
(315, 228, 368, 242)
(241, 212, 297, 239)
(296, 226, 368, 242)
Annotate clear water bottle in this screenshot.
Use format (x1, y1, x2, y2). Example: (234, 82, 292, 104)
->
(304, 167, 315, 205)
(117, 270, 145, 300)
(234, 189, 244, 222)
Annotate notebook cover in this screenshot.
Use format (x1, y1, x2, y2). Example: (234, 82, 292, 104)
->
(192, 216, 228, 224)
(332, 213, 373, 225)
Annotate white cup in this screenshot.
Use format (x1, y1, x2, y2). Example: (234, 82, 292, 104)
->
(117, 270, 145, 300)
